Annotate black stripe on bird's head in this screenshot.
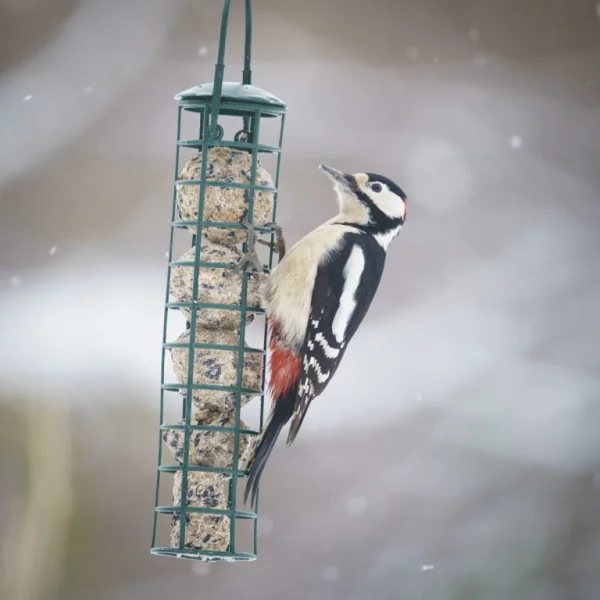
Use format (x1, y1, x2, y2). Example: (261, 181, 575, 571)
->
(319, 164, 407, 230)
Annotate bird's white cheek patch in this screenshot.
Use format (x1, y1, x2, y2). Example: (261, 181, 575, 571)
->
(372, 191, 406, 219)
(332, 245, 365, 343)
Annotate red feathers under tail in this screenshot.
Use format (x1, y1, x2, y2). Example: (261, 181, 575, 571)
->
(267, 320, 301, 401)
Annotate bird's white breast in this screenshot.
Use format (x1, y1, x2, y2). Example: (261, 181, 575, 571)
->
(263, 224, 357, 348)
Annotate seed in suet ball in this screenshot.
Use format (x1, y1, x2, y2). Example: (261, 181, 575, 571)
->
(169, 242, 262, 330)
(163, 409, 252, 470)
(169, 460, 235, 554)
(170, 328, 263, 401)
(176, 147, 275, 245)
(190, 390, 251, 414)
(172, 471, 229, 511)
(171, 512, 231, 553)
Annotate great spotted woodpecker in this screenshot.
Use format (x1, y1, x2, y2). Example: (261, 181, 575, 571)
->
(243, 164, 407, 506)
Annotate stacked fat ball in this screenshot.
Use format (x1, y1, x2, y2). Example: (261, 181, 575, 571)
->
(166, 147, 273, 553)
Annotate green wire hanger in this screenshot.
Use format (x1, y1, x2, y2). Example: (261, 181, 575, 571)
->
(210, 0, 253, 139)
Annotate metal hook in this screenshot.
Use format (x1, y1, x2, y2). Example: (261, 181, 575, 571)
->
(210, 0, 253, 139)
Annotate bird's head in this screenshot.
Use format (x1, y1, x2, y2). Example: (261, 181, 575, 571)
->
(319, 164, 407, 230)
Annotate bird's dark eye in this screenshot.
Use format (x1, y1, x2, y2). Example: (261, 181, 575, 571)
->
(369, 182, 383, 193)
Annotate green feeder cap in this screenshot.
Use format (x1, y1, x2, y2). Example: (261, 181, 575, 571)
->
(175, 82, 285, 108)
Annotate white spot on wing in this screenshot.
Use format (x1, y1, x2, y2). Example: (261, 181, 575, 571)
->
(308, 356, 330, 383)
(332, 245, 365, 343)
(315, 332, 340, 358)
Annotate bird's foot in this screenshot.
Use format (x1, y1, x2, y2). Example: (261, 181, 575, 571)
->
(257, 222, 286, 261)
(229, 219, 264, 275)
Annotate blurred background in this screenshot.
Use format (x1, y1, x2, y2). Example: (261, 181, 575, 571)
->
(1, 0, 600, 598)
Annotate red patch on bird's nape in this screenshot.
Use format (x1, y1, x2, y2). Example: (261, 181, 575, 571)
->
(267, 317, 301, 400)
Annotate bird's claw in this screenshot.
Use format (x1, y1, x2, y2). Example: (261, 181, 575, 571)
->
(229, 219, 264, 275)
(229, 219, 287, 276)
(261, 222, 286, 260)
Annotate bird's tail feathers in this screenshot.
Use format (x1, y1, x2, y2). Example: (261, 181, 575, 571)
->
(243, 394, 293, 508)
(286, 400, 311, 446)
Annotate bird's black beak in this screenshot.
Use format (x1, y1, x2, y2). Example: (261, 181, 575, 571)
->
(318, 164, 352, 190)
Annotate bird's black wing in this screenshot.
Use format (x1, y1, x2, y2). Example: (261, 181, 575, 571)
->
(286, 232, 386, 444)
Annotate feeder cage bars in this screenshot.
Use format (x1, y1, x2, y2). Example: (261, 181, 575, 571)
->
(151, 0, 286, 562)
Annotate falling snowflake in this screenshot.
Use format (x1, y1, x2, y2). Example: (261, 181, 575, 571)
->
(198, 46, 208, 57)
(84, 86, 93, 94)
(596, 2, 600, 19)
(421, 564, 435, 572)
(49, 246, 58, 255)
(323, 566, 340, 581)
(406, 46, 420, 60)
(473, 54, 487, 68)
(510, 135, 522, 149)
(258, 515, 274, 538)
(468, 28, 480, 42)
(10, 276, 22, 287)
(192, 562, 212, 576)
(433, 58, 439, 63)
(97, 146, 103, 153)
(23, 94, 32, 102)
(345, 496, 367, 516)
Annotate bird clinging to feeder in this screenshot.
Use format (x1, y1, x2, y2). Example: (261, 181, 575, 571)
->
(243, 164, 408, 507)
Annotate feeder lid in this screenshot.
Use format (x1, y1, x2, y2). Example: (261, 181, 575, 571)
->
(175, 82, 286, 108)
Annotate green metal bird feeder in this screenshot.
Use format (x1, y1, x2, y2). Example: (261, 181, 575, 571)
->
(151, 0, 286, 562)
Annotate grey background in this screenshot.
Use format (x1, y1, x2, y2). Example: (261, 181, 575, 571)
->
(0, 1, 599, 599)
